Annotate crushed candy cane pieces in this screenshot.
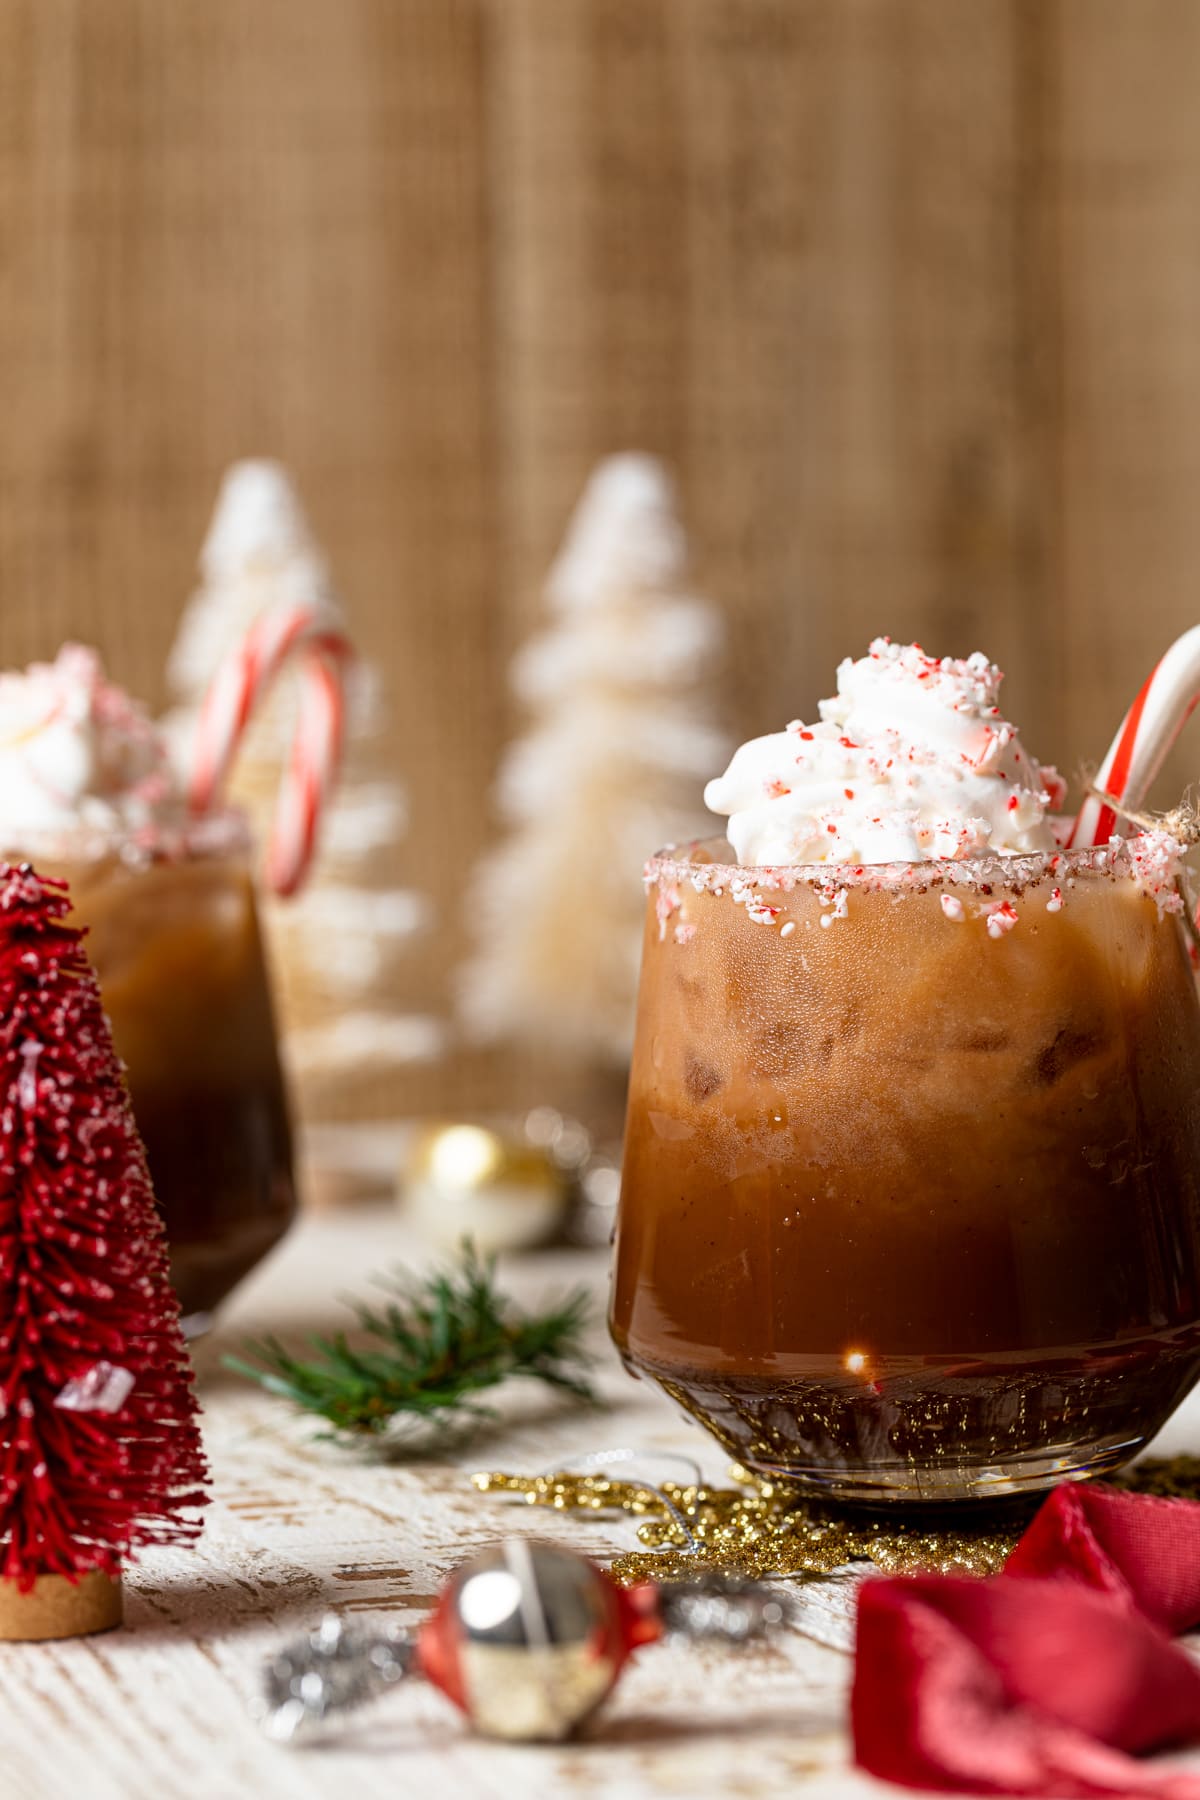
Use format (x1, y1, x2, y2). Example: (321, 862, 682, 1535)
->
(746, 900, 782, 926)
(986, 901, 1019, 939)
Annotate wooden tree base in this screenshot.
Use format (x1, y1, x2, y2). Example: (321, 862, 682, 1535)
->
(0, 1571, 123, 1641)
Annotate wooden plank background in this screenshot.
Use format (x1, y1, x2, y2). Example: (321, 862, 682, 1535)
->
(1, 0, 1198, 1129)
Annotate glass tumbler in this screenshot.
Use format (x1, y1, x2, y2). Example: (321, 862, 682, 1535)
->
(610, 838, 1200, 1502)
(28, 811, 296, 1324)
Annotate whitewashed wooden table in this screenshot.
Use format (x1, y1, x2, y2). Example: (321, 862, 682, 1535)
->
(4, 1198, 1200, 1800)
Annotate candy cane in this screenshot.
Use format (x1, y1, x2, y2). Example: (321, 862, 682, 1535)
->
(189, 605, 353, 896)
(1069, 624, 1200, 848)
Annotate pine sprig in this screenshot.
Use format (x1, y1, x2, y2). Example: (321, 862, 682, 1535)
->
(226, 1245, 597, 1439)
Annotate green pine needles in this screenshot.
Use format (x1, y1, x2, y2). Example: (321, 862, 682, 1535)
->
(226, 1246, 597, 1440)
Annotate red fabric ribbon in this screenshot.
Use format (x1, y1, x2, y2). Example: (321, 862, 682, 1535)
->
(853, 1485, 1200, 1797)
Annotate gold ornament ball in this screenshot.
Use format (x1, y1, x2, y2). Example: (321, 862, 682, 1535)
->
(401, 1123, 569, 1254)
(424, 1542, 628, 1740)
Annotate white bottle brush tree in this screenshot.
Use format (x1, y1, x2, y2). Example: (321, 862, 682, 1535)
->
(460, 454, 726, 1065)
(166, 461, 444, 1111)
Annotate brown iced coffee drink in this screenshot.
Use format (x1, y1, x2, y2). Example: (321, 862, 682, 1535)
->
(610, 641, 1200, 1499)
(0, 647, 295, 1320)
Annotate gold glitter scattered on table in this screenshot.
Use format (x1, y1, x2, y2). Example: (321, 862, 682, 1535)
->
(471, 1465, 1025, 1582)
(1117, 1455, 1200, 1500)
(472, 1456, 1200, 1585)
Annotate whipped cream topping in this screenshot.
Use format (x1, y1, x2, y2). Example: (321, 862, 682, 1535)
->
(705, 639, 1065, 866)
(0, 645, 178, 844)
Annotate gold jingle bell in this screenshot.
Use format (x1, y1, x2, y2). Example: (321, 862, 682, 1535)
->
(417, 1541, 641, 1740)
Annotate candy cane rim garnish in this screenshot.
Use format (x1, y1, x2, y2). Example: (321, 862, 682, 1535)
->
(189, 605, 353, 897)
(1068, 623, 1200, 849)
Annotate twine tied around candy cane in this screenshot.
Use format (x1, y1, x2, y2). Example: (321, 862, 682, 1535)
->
(1083, 784, 1200, 849)
(1081, 782, 1200, 957)
(188, 604, 354, 898)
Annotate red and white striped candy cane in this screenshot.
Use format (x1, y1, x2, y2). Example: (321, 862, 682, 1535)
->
(189, 604, 353, 897)
(1069, 624, 1200, 849)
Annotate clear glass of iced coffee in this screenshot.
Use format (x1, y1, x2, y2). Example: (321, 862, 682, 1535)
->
(610, 641, 1200, 1501)
(0, 647, 295, 1323)
(57, 816, 295, 1322)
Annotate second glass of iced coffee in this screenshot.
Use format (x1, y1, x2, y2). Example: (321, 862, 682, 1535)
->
(0, 647, 296, 1324)
(611, 640, 1200, 1501)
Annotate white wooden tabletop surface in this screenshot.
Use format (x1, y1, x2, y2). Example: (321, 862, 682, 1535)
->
(4, 1197, 1200, 1800)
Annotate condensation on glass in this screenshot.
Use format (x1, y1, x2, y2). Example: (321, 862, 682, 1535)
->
(611, 838, 1200, 1502)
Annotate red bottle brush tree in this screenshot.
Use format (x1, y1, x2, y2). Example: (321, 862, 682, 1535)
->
(0, 866, 207, 1637)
